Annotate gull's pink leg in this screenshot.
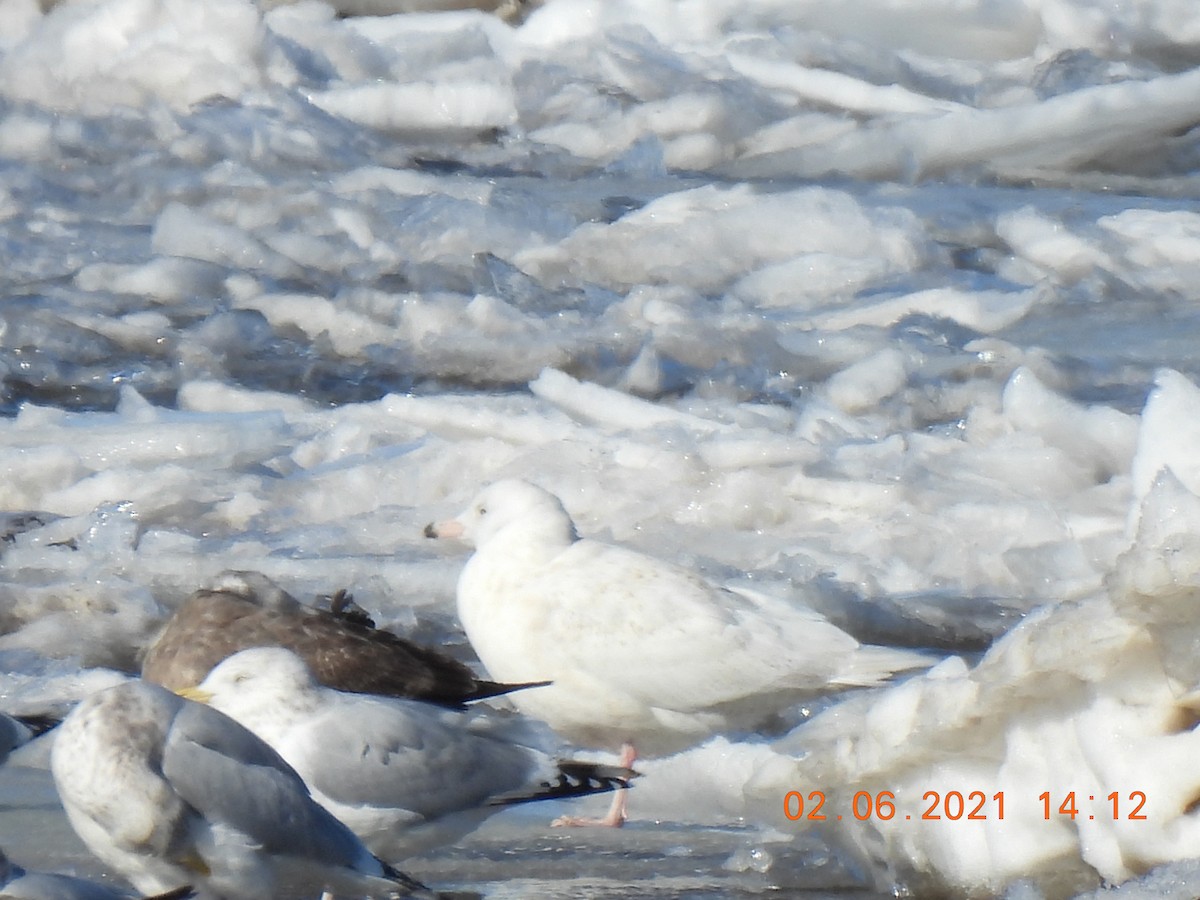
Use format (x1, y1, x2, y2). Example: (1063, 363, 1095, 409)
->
(552, 742, 636, 828)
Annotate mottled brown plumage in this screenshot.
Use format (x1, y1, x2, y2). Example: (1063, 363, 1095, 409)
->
(141, 572, 545, 708)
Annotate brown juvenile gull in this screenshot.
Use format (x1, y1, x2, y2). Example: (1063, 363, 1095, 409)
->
(142, 571, 544, 708)
(425, 479, 935, 826)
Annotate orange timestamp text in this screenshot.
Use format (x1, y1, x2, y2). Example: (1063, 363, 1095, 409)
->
(784, 790, 1148, 823)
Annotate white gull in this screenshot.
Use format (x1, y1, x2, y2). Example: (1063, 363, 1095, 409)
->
(425, 479, 932, 825)
(182, 647, 636, 857)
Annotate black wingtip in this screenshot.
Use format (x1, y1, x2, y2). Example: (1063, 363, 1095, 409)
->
(487, 759, 638, 807)
(143, 886, 197, 900)
(380, 858, 441, 898)
(466, 679, 553, 704)
(13, 712, 63, 737)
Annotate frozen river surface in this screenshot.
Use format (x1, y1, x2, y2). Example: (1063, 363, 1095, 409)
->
(5, 0, 1200, 897)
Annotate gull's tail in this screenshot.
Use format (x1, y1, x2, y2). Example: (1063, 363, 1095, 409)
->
(832, 643, 940, 689)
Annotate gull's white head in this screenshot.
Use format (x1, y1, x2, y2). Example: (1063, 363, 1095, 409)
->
(426, 479, 578, 549)
(185, 646, 318, 710)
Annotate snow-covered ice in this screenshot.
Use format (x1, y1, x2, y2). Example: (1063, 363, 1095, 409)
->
(4, 0, 1200, 896)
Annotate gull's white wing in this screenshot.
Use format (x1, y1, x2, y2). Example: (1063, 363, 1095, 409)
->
(522, 540, 862, 711)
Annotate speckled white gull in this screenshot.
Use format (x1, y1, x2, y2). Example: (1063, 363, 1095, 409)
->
(50, 679, 435, 900)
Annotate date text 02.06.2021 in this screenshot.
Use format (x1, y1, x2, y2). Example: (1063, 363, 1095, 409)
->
(784, 790, 1006, 822)
(784, 791, 1150, 823)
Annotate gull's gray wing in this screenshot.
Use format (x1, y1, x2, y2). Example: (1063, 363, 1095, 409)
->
(292, 698, 536, 821)
(161, 702, 371, 870)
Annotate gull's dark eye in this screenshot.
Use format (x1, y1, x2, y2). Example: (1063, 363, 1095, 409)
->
(478, 506, 487, 516)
